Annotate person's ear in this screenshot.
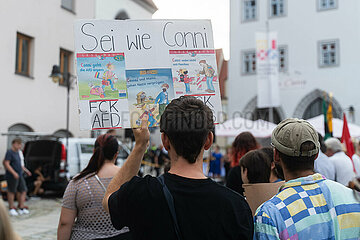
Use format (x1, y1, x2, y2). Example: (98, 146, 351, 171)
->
(113, 151, 119, 161)
(204, 131, 214, 150)
(161, 133, 170, 151)
(271, 161, 275, 170)
(274, 149, 281, 163)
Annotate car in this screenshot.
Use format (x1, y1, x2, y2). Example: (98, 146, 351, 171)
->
(21, 137, 130, 194)
(59, 138, 130, 179)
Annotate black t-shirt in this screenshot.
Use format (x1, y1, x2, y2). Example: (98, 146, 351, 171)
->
(226, 166, 244, 196)
(108, 172, 253, 240)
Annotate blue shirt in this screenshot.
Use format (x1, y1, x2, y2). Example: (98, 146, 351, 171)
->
(4, 149, 22, 178)
(155, 91, 169, 104)
(254, 174, 360, 240)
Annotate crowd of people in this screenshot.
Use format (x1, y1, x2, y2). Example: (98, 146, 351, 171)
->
(1, 96, 360, 239)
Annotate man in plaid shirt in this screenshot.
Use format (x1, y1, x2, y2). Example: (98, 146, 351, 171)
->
(254, 118, 360, 240)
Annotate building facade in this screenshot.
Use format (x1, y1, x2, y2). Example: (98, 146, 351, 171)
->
(0, 0, 157, 174)
(228, 0, 359, 125)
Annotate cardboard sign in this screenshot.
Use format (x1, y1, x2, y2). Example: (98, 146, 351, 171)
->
(74, 20, 222, 130)
(243, 181, 285, 215)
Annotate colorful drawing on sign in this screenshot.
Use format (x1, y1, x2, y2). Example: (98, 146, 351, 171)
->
(126, 69, 174, 128)
(170, 50, 218, 97)
(76, 53, 127, 100)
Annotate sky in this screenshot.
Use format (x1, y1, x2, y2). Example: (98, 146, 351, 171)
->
(152, 0, 230, 60)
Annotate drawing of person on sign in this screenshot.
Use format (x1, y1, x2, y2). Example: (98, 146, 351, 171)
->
(198, 60, 215, 93)
(155, 83, 169, 120)
(102, 62, 118, 92)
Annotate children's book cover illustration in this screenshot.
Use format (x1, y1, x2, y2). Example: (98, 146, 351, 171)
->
(170, 50, 219, 97)
(77, 53, 127, 100)
(126, 69, 174, 128)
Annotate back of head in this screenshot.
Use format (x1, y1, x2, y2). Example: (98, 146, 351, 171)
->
(160, 96, 214, 164)
(74, 134, 118, 180)
(260, 147, 284, 180)
(240, 150, 271, 183)
(271, 118, 320, 173)
(232, 132, 258, 163)
(324, 137, 343, 153)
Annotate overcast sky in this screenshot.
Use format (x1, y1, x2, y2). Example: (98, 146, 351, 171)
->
(152, 0, 230, 60)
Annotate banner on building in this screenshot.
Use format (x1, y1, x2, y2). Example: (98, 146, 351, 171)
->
(256, 32, 280, 108)
(74, 20, 222, 130)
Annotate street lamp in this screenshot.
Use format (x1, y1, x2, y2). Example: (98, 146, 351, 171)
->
(49, 65, 75, 163)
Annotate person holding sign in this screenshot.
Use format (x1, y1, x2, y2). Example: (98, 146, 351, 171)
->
(103, 96, 253, 240)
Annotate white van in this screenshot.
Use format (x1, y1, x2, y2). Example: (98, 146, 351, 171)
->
(60, 138, 130, 178)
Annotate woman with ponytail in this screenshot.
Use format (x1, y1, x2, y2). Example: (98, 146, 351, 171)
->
(57, 134, 131, 240)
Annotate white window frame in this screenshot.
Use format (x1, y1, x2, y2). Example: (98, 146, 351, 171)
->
(318, 39, 339, 68)
(278, 45, 288, 72)
(242, 0, 258, 22)
(241, 50, 257, 75)
(317, 0, 337, 11)
(269, 0, 286, 18)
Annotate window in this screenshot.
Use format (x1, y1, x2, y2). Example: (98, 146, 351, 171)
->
(61, 0, 75, 12)
(59, 48, 72, 86)
(319, 40, 339, 67)
(270, 0, 285, 17)
(242, 50, 256, 74)
(278, 46, 287, 72)
(318, 0, 337, 11)
(15, 33, 32, 76)
(243, 0, 257, 21)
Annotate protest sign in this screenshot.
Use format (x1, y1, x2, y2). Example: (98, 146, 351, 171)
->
(74, 20, 222, 130)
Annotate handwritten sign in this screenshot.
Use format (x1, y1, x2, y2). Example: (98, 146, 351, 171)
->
(74, 20, 222, 130)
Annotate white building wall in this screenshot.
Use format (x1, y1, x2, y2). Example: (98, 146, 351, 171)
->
(0, 0, 95, 173)
(96, 0, 153, 19)
(229, 0, 360, 124)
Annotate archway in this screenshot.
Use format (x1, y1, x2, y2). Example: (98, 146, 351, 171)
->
(115, 10, 130, 20)
(7, 123, 33, 148)
(242, 96, 285, 124)
(293, 89, 342, 119)
(53, 129, 73, 138)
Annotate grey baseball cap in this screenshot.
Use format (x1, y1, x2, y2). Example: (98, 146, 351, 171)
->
(271, 118, 320, 157)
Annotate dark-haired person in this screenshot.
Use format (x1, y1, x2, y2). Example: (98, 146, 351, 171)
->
(240, 150, 271, 184)
(3, 138, 31, 216)
(226, 132, 259, 196)
(254, 119, 360, 239)
(103, 96, 253, 240)
(58, 134, 130, 240)
(259, 147, 284, 182)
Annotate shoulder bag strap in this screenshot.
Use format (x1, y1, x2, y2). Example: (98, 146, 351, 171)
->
(157, 175, 182, 240)
(94, 174, 107, 192)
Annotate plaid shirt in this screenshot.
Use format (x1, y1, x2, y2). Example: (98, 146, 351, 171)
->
(254, 173, 360, 240)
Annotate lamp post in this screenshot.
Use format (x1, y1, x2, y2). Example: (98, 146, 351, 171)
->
(49, 65, 75, 163)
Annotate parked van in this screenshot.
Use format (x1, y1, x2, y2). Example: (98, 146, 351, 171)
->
(21, 137, 130, 193)
(59, 138, 130, 178)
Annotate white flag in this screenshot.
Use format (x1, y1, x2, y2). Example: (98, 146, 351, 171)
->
(256, 32, 280, 108)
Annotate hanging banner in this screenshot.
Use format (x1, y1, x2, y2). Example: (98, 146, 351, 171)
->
(74, 20, 222, 130)
(256, 32, 280, 108)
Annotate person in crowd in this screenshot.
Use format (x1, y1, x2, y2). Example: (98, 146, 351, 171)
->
(0, 199, 21, 240)
(3, 138, 31, 216)
(351, 139, 360, 176)
(240, 150, 271, 184)
(226, 132, 259, 196)
(103, 96, 254, 240)
(209, 145, 223, 178)
(313, 133, 335, 180)
(58, 134, 130, 240)
(324, 137, 355, 185)
(254, 118, 360, 239)
(223, 146, 232, 179)
(27, 164, 48, 197)
(259, 147, 284, 182)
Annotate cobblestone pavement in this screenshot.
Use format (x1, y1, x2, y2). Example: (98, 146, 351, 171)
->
(10, 197, 62, 240)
